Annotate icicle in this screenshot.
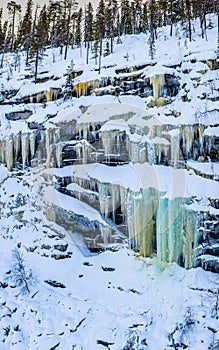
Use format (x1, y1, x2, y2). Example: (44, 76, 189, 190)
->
(82, 125, 88, 141)
(54, 128, 60, 144)
(139, 147, 147, 163)
(46, 129, 52, 168)
(182, 125, 194, 157)
(0, 140, 4, 164)
(74, 82, 89, 97)
(21, 133, 30, 168)
(129, 142, 139, 163)
(150, 74, 165, 100)
(5, 136, 14, 170)
(30, 133, 36, 161)
(170, 129, 180, 167)
(13, 133, 21, 163)
(198, 124, 205, 155)
(81, 141, 88, 164)
(182, 208, 199, 269)
(56, 143, 63, 168)
(101, 131, 111, 160)
(100, 225, 112, 244)
(46, 90, 51, 102)
(147, 142, 156, 164)
(156, 195, 198, 266)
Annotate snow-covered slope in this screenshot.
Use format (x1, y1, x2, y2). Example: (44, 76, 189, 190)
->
(0, 13, 219, 350)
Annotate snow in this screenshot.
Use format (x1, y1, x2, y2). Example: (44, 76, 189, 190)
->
(44, 186, 106, 225)
(0, 11, 218, 350)
(204, 126, 219, 136)
(187, 160, 219, 176)
(0, 165, 9, 182)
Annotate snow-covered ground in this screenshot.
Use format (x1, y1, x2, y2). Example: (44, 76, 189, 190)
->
(0, 165, 218, 350)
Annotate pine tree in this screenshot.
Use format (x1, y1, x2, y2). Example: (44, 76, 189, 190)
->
(148, 35, 156, 60)
(217, 0, 219, 58)
(105, 0, 118, 52)
(120, 0, 132, 35)
(92, 35, 100, 64)
(0, 21, 9, 69)
(0, 8, 5, 52)
(131, 0, 142, 34)
(17, 0, 33, 64)
(168, 0, 182, 36)
(142, 3, 149, 33)
(185, 0, 192, 41)
(75, 7, 83, 47)
(95, 0, 106, 73)
(64, 59, 75, 99)
(48, 1, 63, 48)
(84, 2, 94, 64)
(7, 1, 21, 52)
(63, 0, 78, 60)
(148, 0, 158, 43)
(103, 40, 110, 56)
(30, 4, 48, 82)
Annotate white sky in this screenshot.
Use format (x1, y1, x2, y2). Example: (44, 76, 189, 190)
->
(2, 0, 98, 20)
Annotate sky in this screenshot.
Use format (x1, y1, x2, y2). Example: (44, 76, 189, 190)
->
(2, 0, 98, 20)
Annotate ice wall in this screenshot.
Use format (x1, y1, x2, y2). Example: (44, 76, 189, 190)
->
(52, 166, 203, 268)
(156, 197, 198, 268)
(0, 131, 37, 170)
(0, 117, 214, 172)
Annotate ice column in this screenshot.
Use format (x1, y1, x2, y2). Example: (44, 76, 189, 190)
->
(5, 136, 14, 170)
(150, 74, 165, 100)
(170, 129, 180, 167)
(156, 197, 184, 264)
(21, 133, 30, 168)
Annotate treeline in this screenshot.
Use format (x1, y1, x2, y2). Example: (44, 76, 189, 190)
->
(0, 0, 218, 78)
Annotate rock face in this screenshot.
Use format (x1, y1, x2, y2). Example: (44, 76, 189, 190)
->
(1, 67, 219, 272)
(6, 102, 213, 272)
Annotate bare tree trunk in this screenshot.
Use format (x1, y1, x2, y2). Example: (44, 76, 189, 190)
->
(64, 4, 72, 60)
(11, 6, 16, 51)
(86, 40, 89, 64)
(186, 0, 192, 42)
(34, 48, 39, 83)
(170, 0, 173, 37)
(98, 38, 102, 74)
(26, 47, 29, 66)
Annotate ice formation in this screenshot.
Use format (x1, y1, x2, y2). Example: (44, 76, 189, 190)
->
(1, 40, 219, 271)
(7, 101, 213, 270)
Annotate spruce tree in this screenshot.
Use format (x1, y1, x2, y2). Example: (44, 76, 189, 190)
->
(0, 9, 5, 52)
(63, 0, 78, 60)
(17, 0, 33, 64)
(75, 7, 83, 47)
(168, 0, 182, 36)
(148, 0, 158, 43)
(103, 40, 110, 56)
(95, 0, 106, 73)
(30, 5, 48, 82)
(7, 1, 21, 52)
(64, 60, 75, 99)
(105, 0, 118, 52)
(84, 2, 94, 64)
(120, 0, 132, 35)
(0, 21, 9, 69)
(131, 0, 142, 34)
(48, 1, 63, 48)
(142, 3, 149, 33)
(185, 0, 192, 41)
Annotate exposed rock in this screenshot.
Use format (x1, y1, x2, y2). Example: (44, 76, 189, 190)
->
(44, 280, 66, 288)
(101, 266, 115, 272)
